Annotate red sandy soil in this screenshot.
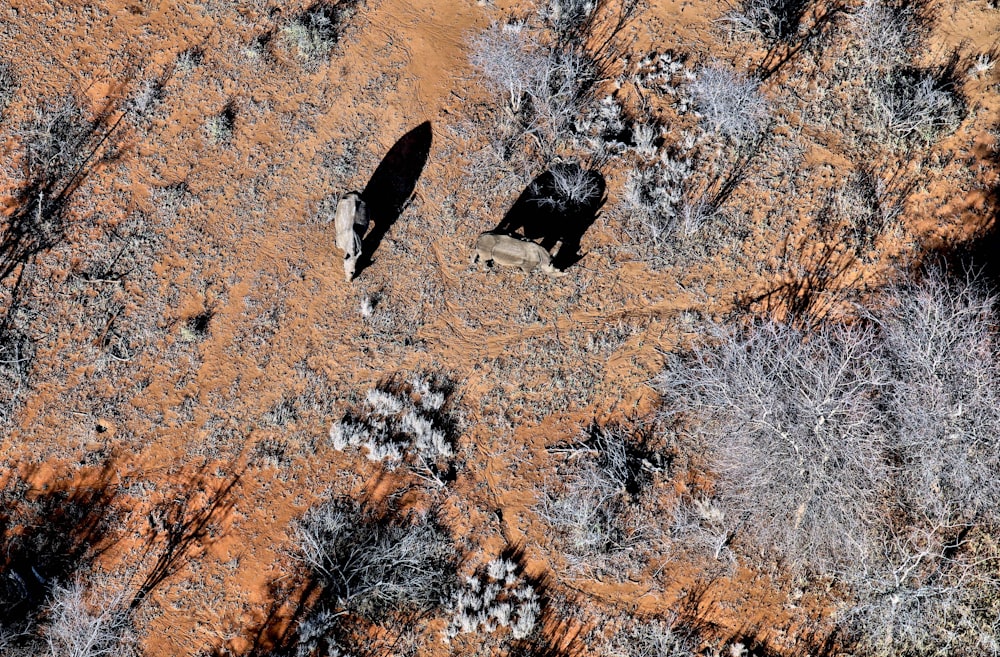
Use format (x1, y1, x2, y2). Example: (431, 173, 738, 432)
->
(1, 0, 999, 655)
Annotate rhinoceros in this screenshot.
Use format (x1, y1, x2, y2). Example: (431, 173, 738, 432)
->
(334, 191, 369, 281)
(472, 231, 565, 276)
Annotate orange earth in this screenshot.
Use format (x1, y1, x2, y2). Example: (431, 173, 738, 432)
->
(1, 0, 999, 655)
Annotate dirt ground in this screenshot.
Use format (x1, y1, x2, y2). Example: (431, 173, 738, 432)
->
(1, 0, 999, 655)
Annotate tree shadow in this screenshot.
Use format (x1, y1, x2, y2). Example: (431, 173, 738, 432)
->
(753, 0, 846, 81)
(674, 575, 841, 656)
(737, 234, 861, 331)
(930, 122, 1000, 286)
(0, 459, 121, 633)
(0, 96, 127, 283)
(232, 575, 319, 657)
(355, 121, 432, 277)
(130, 464, 242, 610)
(494, 163, 606, 270)
(0, 95, 128, 361)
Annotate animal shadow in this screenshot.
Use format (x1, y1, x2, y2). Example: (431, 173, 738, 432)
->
(494, 163, 606, 270)
(355, 121, 432, 276)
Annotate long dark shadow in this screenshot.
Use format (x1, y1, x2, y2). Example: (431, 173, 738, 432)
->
(355, 121, 432, 276)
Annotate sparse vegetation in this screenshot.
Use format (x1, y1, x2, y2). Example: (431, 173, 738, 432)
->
(4, 0, 1000, 655)
(597, 615, 699, 657)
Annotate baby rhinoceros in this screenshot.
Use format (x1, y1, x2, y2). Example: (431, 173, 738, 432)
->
(334, 191, 370, 281)
(472, 231, 566, 277)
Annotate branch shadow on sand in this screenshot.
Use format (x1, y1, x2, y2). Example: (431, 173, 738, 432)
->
(355, 121, 432, 277)
(130, 464, 242, 610)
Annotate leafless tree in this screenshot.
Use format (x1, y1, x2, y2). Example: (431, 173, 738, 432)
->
(468, 22, 598, 158)
(877, 271, 1000, 534)
(839, 272, 1000, 656)
(658, 270, 1000, 655)
(658, 320, 889, 577)
(468, 22, 548, 119)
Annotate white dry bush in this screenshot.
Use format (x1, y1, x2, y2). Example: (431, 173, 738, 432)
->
(723, 0, 806, 44)
(530, 48, 598, 148)
(868, 69, 963, 143)
(409, 373, 445, 411)
(534, 161, 603, 212)
(204, 106, 235, 144)
(295, 500, 458, 620)
(549, 161, 601, 208)
(358, 295, 375, 318)
(538, 0, 598, 42)
(282, 3, 345, 61)
(829, 168, 903, 259)
(969, 52, 996, 80)
(630, 51, 696, 110)
(292, 608, 355, 657)
(659, 270, 1000, 656)
(876, 272, 1000, 536)
(623, 145, 712, 246)
(668, 494, 735, 563)
(42, 580, 139, 657)
(600, 615, 698, 657)
(444, 558, 541, 643)
(174, 47, 202, 72)
(689, 62, 769, 143)
(850, 0, 922, 72)
(126, 78, 166, 119)
(571, 94, 632, 159)
(329, 375, 455, 483)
